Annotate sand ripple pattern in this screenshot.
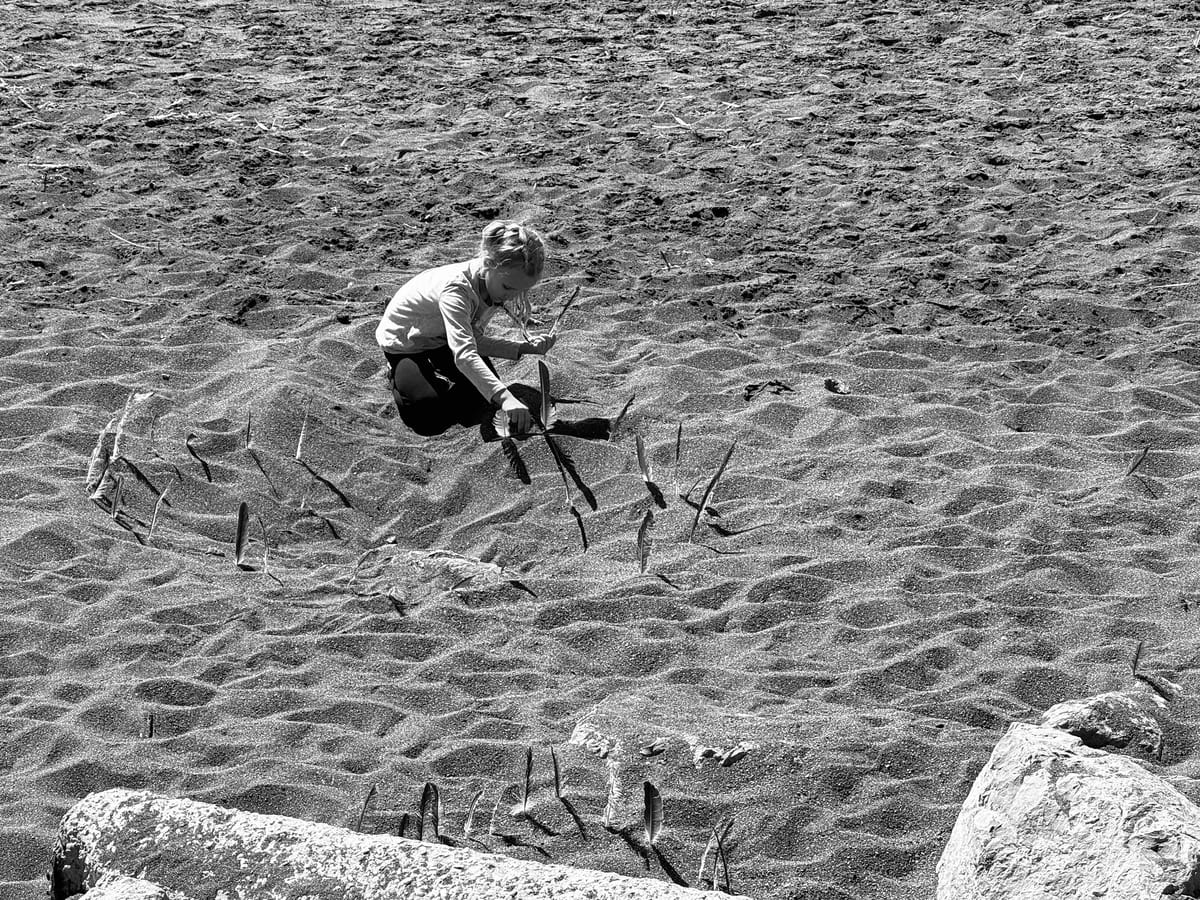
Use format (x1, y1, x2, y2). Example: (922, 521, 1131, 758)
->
(3, 1, 1200, 899)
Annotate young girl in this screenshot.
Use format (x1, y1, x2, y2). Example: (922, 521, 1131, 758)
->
(376, 221, 556, 436)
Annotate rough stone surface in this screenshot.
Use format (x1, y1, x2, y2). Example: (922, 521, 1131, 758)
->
(69, 873, 186, 900)
(53, 789, 748, 900)
(1038, 690, 1166, 757)
(936, 722, 1200, 900)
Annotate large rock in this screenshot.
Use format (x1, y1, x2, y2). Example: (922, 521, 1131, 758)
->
(52, 789, 746, 900)
(76, 874, 185, 900)
(936, 722, 1200, 899)
(1038, 690, 1165, 757)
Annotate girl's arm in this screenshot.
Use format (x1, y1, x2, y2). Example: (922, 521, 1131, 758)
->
(438, 286, 512, 402)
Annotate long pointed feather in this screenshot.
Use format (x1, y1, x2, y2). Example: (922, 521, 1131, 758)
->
(463, 789, 484, 840)
(643, 781, 663, 845)
(635, 434, 652, 481)
(234, 501, 251, 569)
(355, 783, 377, 832)
(689, 442, 736, 541)
(551, 747, 564, 799)
(538, 360, 552, 430)
(419, 782, 439, 843)
(637, 510, 654, 573)
(186, 433, 212, 482)
(522, 746, 534, 815)
(147, 484, 170, 543)
(109, 473, 125, 520)
(716, 817, 735, 892)
(610, 394, 635, 439)
(85, 414, 118, 494)
(549, 285, 581, 336)
(295, 397, 312, 460)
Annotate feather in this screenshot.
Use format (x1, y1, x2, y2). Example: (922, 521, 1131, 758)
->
(538, 360, 552, 430)
(637, 509, 654, 573)
(610, 394, 635, 439)
(549, 285, 581, 336)
(635, 434, 652, 482)
(419, 782, 440, 843)
(689, 442, 736, 541)
(234, 501, 251, 569)
(643, 781, 663, 845)
(551, 746, 564, 799)
(463, 789, 484, 840)
(522, 746, 534, 816)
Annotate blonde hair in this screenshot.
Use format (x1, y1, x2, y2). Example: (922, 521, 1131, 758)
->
(479, 220, 545, 278)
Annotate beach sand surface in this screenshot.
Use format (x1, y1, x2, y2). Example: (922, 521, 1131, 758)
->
(2, 1, 1200, 898)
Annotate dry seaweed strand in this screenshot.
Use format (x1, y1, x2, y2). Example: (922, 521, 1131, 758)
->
(689, 442, 737, 541)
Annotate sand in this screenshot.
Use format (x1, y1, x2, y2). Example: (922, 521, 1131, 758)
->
(2, 0, 1200, 898)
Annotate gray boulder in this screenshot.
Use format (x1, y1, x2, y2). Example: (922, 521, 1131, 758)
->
(1038, 690, 1166, 757)
(937, 722, 1200, 899)
(52, 788, 746, 900)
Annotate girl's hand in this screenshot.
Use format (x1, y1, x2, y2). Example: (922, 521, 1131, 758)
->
(522, 333, 557, 356)
(499, 392, 532, 435)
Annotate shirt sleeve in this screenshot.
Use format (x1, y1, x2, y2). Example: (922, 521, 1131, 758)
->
(476, 332, 524, 360)
(438, 285, 510, 401)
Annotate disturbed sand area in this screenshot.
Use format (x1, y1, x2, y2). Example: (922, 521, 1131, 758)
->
(2, 0, 1200, 898)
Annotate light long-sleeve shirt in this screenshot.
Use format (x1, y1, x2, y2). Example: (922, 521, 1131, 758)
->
(375, 257, 523, 400)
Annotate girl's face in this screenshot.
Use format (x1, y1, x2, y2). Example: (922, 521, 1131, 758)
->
(483, 264, 539, 306)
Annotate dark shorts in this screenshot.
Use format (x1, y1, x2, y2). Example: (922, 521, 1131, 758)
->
(383, 346, 497, 436)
